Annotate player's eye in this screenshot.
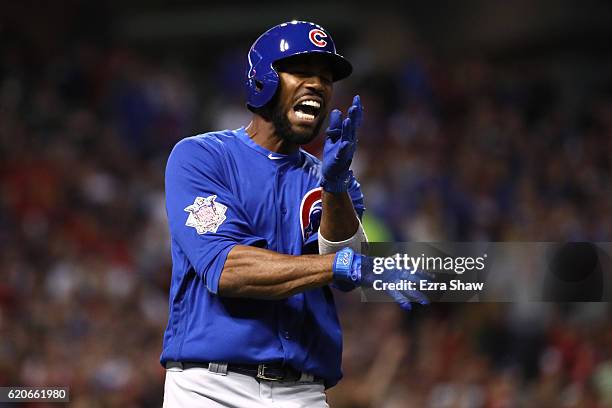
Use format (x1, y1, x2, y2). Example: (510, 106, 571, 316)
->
(320, 75, 332, 85)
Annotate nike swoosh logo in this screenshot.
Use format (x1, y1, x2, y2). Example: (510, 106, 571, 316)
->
(268, 153, 284, 160)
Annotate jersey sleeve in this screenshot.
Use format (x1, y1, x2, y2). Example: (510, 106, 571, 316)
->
(348, 176, 366, 219)
(165, 137, 266, 294)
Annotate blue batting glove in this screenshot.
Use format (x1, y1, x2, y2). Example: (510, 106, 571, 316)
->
(321, 95, 363, 193)
(332, 247, 430, 311)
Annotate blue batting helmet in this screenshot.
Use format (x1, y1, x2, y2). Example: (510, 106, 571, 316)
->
(246, 20, 353, 109)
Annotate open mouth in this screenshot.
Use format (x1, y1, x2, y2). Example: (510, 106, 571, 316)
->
(293, 99, 322, 122)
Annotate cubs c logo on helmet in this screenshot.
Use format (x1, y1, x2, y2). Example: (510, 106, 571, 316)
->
(309, 29, 328, 47)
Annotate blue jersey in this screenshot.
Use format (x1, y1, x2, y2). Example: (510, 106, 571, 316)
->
(160, 127, 364, 387)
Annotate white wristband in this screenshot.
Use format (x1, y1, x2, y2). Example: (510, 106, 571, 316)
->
(318, 219, 369, 255)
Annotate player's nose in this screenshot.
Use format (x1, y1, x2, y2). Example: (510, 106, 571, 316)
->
(303, 74, 331, 97)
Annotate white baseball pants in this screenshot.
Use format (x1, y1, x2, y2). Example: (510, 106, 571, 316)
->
(163, 366, 329, 408)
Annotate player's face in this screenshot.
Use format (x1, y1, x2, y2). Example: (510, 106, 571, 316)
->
(273, 54, 333, 145)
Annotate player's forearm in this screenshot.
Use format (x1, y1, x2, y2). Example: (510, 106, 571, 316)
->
(319, 191, 359, 241)
(218, 245, 335, 299)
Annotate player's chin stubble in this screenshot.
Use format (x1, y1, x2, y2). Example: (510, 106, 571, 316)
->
(272, 105, 325, 146)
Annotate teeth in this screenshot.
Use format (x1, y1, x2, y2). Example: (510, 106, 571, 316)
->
(301, 100, 321, 108)
(295, 110, 315, 121)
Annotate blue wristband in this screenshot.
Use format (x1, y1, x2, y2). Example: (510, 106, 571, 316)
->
(332, 247, 362, 284)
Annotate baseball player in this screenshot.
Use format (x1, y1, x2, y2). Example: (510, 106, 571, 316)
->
(161, 21, 427, 407)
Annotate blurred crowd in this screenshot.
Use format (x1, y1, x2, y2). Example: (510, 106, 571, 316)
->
(1, 14, 612, 408)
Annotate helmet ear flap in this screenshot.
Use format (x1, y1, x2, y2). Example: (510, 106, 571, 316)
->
(247, 63, 279, 109)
